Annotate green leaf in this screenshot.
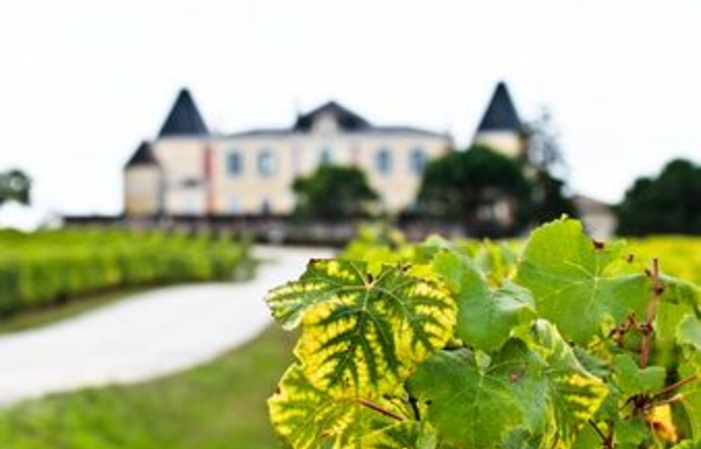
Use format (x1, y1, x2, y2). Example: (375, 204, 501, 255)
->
(269, 363, 431, 449)
(614, 416, 649, 448)
(671, 440, 701, 449)
(408, 321, 608, 448)
(408, 343, 544, 448)
(514, 218, 650, 345)
(433, 251, 535, 352)
(612, 354, 666, 396)
(571, 422, 604, 449)
(362, 421, 437, 449)
(267, 259, 456, 394)
(679, 360, 701, 440)
(678, 315, 701, 351)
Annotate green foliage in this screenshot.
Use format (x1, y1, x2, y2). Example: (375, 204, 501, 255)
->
(266, 218, 701, 448)
(618, 159, 701, 235)
(292, 164, 378, 221)
(0, 229, 249, 316)
(514, 219, 651, 345)
(417, 145, 532, 237)
(0, 169, 31, 206)
(530, 170, 578, 223)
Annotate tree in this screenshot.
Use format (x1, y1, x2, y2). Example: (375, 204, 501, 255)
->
(521, 109, 577, 222)
(530, 170, 577, 223)
(617, 158, 701, 235)
(0, 169, 31, 207)
(292, 165, 378, 222)
(417, 145, 532, 237)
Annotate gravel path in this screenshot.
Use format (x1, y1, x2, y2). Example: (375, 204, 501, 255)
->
(0, 245, 332, 405)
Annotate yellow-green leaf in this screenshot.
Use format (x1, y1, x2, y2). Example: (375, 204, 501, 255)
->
(269, 363, 432, 449)
(267, 259, 456, 394)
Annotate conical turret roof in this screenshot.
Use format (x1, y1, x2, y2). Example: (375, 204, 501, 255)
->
(157, 88, 209, 138)
(476, 82, 521, 132)
(125, 141, 158, 168)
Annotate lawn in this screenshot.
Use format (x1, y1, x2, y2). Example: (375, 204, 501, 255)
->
(0, 325, 294, 449)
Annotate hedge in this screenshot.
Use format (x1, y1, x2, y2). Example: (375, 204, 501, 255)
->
(0, 229, 250, 315)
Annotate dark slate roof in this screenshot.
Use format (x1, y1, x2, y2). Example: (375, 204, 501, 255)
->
(158, 88, 209, 138)
(226, 125, 448, 140)
(371, 126, 449, 138)
(476, 82, 521, 132)
(227, 128, 293, 138)
(293, 101, 371, 132)
(125, 141, 158, 168)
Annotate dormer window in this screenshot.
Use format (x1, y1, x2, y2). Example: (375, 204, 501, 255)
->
(312, 113, 339, 134)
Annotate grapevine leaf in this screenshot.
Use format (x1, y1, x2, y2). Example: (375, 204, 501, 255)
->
(612, 354, 666, 396)
(614, 416, 649, 448)
(266, 259, 367, 330)
(652, 288, 700, 364)
(269, 363, 430, 449)
(677, 315, 701, 351)
(661, 275, 701, 307)
(361, 421, 437, 449)
(267, 259, 456, 394)
(472, 240, 520, 287)
(529, 320, 609, 446)
(656, 302, 695, 364)
(679, 360, 701, 440)
(268, 363, 358, 449)
(514, 218, 650, 345)
(433, 251, 535, 352)
(407, 342, 545, 448)
(571, 423, 603, 449)
(409, 321, 608, 448)
(672, 440, 701, 449)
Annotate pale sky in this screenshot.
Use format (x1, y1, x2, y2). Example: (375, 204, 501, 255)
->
(0, 0, 699, 216)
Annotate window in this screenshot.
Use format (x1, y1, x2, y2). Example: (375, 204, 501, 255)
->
(376, 148, 392, 175)
(319, 146, 333, 165)
(409, 148, 426, 175)
(227, 151, 243, 176)
(258, 149, 276, 177)
(261, 199, 272, 215)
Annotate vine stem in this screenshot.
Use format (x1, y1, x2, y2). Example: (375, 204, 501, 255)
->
(652, 373, 699, 400)
(588, 420, 614, 449)
(640, 258, 662, 369)
(358, 399, 405, 422)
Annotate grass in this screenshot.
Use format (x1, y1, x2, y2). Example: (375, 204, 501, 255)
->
(0, 324, 295, 449)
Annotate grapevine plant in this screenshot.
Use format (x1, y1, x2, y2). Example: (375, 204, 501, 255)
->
(264, 218, 701, 448)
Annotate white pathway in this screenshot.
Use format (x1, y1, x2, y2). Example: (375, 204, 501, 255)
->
(0, 245, 333, 405)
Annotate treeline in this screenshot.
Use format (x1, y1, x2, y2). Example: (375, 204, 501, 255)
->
(0, 229, 250, 315)
(618, 158, 701, 235)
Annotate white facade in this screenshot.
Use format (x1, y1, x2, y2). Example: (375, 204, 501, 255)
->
(124, 98, 452, 216)
(212, 127, 451, 215)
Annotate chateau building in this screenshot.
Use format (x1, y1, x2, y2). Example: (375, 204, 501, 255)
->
(124, 82, 523, 217)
